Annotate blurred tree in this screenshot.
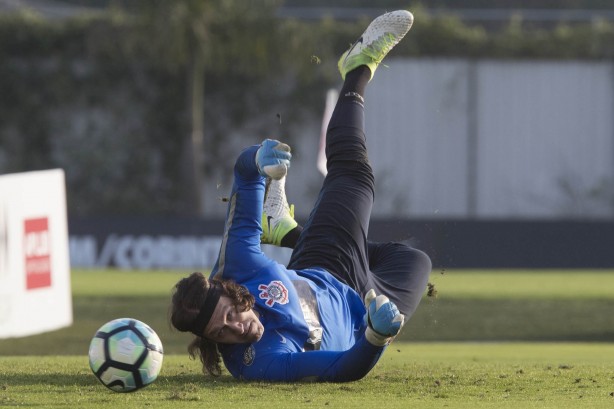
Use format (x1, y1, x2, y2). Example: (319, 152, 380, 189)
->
(132, 0, 282, 215)
(2, 4, 613, 217)
(282, 0, 614, 9)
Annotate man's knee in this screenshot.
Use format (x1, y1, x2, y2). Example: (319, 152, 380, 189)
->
(405, 246, 432, 278)
(370, 242, 431, 270)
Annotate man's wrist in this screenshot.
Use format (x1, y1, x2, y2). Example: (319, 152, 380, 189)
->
(365, 327, 393, 346)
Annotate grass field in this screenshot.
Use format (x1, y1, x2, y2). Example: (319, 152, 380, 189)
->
(1, 269, 614, 408)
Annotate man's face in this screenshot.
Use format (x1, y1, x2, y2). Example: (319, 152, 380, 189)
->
(203, 295, 264, 344)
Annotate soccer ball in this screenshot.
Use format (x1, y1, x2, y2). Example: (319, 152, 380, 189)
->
(88, 318, 164, 392)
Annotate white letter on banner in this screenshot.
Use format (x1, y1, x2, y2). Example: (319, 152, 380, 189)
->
(69, 236, 97, 268)
(132, 236, 155, 269)
(114, 236, 133, 269)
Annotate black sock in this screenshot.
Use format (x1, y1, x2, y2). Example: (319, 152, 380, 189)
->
(339, 66, 371, 105)
(280, 225, 303, 249)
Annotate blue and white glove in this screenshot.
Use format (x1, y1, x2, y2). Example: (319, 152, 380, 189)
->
(364, 289, 405, 346)
(256, 139, 292, 180)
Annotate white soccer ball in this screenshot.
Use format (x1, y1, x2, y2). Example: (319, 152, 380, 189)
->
(88, 318, 164, 392)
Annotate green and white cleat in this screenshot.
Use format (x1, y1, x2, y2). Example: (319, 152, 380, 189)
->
(338, 10, 414, 81)
(261, 176, 298, 247)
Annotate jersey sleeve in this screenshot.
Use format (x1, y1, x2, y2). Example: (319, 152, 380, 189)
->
(210, 145, 272, 281)
(239, 335, 385, 382)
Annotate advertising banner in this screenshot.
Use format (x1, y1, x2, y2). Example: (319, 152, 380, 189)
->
(0, 169, 72, 339)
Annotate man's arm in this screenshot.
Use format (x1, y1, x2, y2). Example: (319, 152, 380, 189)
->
(239, 335, 385, 382)
(211, 140, 291, 281)
(238, 290, 404, 382)
(233, 290, 404, 382)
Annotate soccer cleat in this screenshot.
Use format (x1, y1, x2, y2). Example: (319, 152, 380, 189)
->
(261, 176, 298, 246)
(338, 10, 414, 81)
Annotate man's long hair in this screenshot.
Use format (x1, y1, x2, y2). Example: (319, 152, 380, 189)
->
(169, 272, 255, 376)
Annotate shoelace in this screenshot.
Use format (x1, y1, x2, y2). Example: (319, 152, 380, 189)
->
(263, 184, 291, 219)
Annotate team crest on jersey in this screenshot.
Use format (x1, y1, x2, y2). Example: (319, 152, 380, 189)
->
(243, 345, 255, 366)
(258, 280, 289, 307)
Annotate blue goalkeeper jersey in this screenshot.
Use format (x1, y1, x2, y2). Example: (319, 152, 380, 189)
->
(210, 145, 386, 382)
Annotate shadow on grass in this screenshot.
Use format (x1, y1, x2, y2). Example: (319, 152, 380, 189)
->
(158, 373, 235, 386)
(0, 372, 97, 387)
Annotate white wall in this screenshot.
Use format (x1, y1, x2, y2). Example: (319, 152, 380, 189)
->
(285, 59, 614, 220)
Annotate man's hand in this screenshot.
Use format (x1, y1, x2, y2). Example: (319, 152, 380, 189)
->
(256, 139, 292, 180)
(364, 289, 405, 346)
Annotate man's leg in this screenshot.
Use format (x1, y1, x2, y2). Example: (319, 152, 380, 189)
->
(288, 11, 414, 297)
(262, 175, 431, 317)
(288, 66, 374, 292)
(366, 242, 431, 317)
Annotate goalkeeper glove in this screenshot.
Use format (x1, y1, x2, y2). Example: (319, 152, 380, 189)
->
(364, 289, 405, 346)
(256, 139, 292, 180)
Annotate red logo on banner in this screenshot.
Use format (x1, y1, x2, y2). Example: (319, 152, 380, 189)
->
(24, 217, 52, 290)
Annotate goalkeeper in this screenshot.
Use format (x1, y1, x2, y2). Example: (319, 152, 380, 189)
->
(170, 10, 431, 382)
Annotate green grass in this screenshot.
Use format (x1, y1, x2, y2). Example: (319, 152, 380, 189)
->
(1, 269, 614, 355)
(1, 344, 614, 408)
(70, 269, 185, 297)
(1, 269, 614, 408)
(69, 269, 614, 299)
(427, 269, 614, 299)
